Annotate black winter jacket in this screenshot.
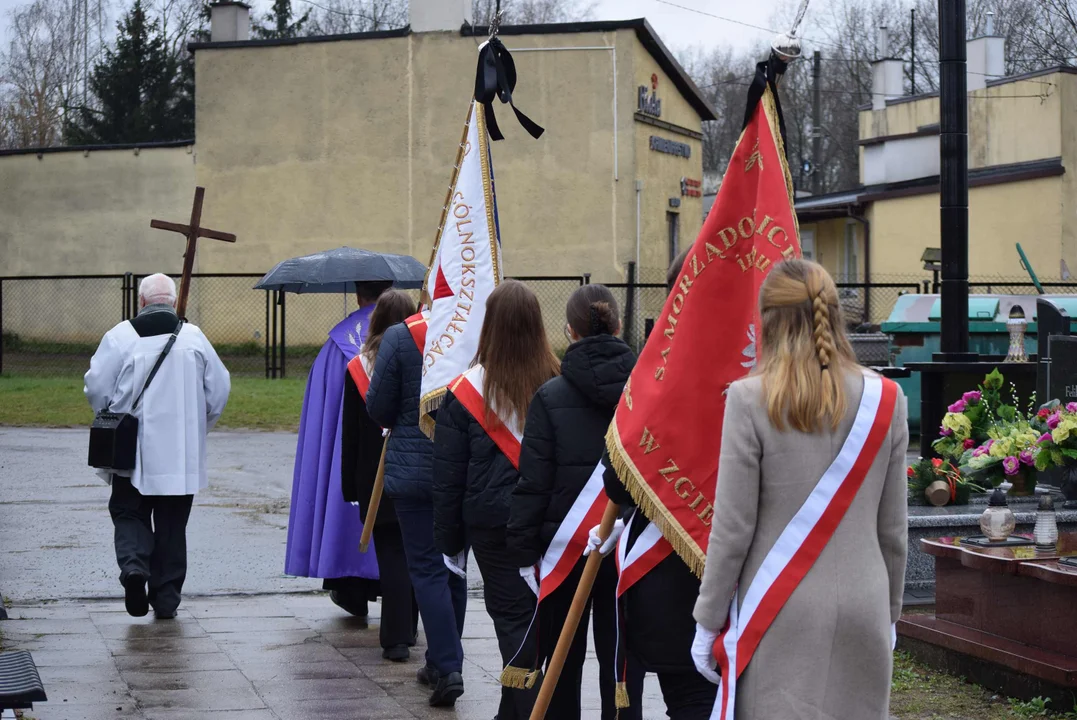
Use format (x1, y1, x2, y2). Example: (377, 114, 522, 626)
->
(340, 371, 397, 527)
(365, 323, 433, 501)
(507, 335, 636, 567)
(603, 458, 701, 673)
(433, 389, 529, 557)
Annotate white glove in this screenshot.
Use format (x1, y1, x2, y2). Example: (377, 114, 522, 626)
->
(891, 623, 897, 651)
(381, 428, 390, 438)
(691, 623, 721, 685)
(520, 566, 540, 597)
(583, 518, 625, 557)
(443, 551, 467, 579)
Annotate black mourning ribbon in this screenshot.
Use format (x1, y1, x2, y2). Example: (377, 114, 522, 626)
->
(742, 55, 789, 149)
(475, 37, 545, 141)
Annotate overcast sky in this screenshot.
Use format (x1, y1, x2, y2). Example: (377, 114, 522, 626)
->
(0, 0, 785, 57)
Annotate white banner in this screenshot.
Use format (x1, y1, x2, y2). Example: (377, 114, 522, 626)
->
(418, 101, 503, 436)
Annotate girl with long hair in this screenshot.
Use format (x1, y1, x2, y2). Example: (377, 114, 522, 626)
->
(366, 292, 469, 708)
(341, 289, 417, 661)
(433, 280, 560, 719)
(692, 259, 908, 719)
(507, 284, 643, 720)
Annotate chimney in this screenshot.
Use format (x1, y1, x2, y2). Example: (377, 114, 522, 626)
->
(871, 26, 904, 110)
(410, 0, 473, 33)
(210, 1, 250, 42)
(967, 11, 1006, 91)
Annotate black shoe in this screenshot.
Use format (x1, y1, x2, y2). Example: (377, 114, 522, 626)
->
(123, 573, 149, 617)
(382, 644, 409, 662)
(328, 590, 369, 619)
(416, 663, 439, 686)
(154, 609, 177, 620)
(428, 671, 463, 707)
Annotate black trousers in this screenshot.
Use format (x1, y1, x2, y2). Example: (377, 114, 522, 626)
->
(654, 669, 719, 720)
(108, 476, 194, 615)
(471, 528, 540, 720)
(538, 555, 644, 720)
(372, 523, 419, 648)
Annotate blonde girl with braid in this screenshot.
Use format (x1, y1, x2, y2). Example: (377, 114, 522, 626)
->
(692, 259, 909, 720)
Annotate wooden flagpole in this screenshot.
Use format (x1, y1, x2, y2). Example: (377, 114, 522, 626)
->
(529, 501, 619, 720)
(359, 435, 390, 553)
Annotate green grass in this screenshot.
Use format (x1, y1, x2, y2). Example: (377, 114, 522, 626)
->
(890, 652, 1077, 719)
(0, 375, 305, 431)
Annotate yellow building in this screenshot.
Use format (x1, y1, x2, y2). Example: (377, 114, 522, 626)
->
(1, 2, 714, 286)
(796, 27, 1076, 323)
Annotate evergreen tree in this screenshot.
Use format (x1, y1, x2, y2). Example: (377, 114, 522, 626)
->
(65, 0, 190, 144)
(254, 0, 310, 39)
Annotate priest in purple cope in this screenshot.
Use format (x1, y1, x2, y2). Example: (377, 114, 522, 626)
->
(284, 282, 391, 615)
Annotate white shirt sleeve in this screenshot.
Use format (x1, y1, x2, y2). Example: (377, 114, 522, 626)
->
(84, 329, 125, 413)
(200, 332, 231, 430)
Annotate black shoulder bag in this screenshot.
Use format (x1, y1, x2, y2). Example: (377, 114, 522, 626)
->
(88, 321, 185, 471)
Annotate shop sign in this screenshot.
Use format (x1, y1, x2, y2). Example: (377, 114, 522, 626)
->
(637, 73, 662, 118)
(649, 136, 691, 158)
(681, 177, 702, 197)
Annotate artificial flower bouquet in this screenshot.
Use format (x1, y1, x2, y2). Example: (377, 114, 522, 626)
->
(1031, 401, 1077, 473)
(907, 457, 986, 506)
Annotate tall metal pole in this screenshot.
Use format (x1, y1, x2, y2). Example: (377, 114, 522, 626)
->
(811, 50, 822, 195)
(910, 9, 917, 95)
(938, 0, 970, 358)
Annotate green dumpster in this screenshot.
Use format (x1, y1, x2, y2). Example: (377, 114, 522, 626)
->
(881, 294, 1077, 434)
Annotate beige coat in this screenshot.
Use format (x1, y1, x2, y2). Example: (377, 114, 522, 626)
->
(693, 370, 908, 720)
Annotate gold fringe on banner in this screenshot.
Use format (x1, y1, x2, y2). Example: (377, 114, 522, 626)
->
(615, 682, 631, 709)
(605, 417, 707, 578)
(499, 665, 540, 690)
(418, 389, 447, 439)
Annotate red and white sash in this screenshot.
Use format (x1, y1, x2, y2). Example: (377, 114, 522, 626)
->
(709, 373, 897, 720)
(537, 460, 608, 601)
(346, 354, 375, 402)
(406, 311, 429, 353)
(449, 364, 523, 469)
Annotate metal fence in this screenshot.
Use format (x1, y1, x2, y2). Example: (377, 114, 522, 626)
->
(5, 273, 1075, 379)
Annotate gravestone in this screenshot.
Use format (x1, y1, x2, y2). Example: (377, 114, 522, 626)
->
(1037, 298, 1070, 403)
(1047, 336, 1077, 404)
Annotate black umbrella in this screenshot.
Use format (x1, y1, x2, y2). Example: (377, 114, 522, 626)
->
(253, 246, 427, 294)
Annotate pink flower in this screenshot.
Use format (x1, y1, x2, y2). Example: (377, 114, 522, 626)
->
(940, 427, 953, 437)
(963, 391, 982, 405)
(1067, 402, 1077, 413)
(963, 439, 976, 449)
(948, 400, 967, 413)
(1003, 456, 1020, 476)
(1019, 450, 1035, 467)
(1048, 412, 1062, 430)
(1039, 433, 1052, 444)
(973, 445, 987, 457)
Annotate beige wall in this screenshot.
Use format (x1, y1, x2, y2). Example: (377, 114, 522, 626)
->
(867, 175, 1064, 279)
(0, 145, 196, 276)
(860, 72, 1072, 172)
(193, 28, 706, 287)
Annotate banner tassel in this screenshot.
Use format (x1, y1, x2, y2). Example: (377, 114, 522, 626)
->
(499, 665, 540, 689)
(615, 682, 631, 709)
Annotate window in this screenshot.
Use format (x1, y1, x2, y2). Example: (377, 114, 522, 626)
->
(800, 228, 815, 260)
(667, 212, 680, 265)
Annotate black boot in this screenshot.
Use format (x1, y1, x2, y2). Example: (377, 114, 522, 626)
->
(428, 671, 464, 707)
(416, 663, 439, 686)
(123, 573, 149, 617)
(382, 644, 410, 662)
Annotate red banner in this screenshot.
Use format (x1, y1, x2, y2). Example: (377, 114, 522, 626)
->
(605, 86, 800, 576)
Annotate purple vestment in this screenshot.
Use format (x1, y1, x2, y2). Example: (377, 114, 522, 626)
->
(284, 306, 380, 579)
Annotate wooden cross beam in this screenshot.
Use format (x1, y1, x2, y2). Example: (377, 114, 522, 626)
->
(150, 186, 237, 318)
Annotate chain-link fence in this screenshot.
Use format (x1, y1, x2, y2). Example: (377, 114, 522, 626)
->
(6, 273, 1077, 379)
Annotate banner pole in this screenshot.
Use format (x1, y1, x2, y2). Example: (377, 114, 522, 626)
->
(359, 435, 390, 553)
(529, 501, 619, 720)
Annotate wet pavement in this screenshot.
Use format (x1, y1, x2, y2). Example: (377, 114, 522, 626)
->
(0, 428, 667, 719)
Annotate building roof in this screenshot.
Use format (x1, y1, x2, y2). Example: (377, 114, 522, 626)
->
(857, 64, 1077, 112)
(795, 156, 1065, 221)
(0, 139, 193, 158)
(189, 19, 718, 121)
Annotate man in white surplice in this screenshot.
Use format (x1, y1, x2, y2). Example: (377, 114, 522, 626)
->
(85, 274, 230, 619)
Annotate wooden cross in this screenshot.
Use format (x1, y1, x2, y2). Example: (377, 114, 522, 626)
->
(150, 186, 237, 318)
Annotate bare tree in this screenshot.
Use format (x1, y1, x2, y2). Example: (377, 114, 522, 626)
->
(303, 0, 407, 36)
(472, 0, 596, 26)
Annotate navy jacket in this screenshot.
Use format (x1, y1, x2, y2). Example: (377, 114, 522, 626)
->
(365, 322, 433, 501)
